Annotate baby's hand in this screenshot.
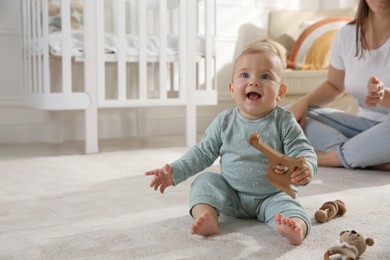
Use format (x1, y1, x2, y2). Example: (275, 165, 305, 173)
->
(273, 162, 311, 186)
(365, 76, 384, 107)
(290, 163, 311, 186)
(144, 163, 174, 193)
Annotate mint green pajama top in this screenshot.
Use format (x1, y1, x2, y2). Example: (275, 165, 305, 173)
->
(170, 106, 317, 197)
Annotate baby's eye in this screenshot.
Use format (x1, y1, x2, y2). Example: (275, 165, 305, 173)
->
(241, 72, 250, 79)
(261, 74, 271, 80)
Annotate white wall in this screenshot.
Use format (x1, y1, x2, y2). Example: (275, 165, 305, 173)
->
(0, 0, 358, 145)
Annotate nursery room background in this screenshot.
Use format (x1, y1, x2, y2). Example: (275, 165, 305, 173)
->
(2, 1, 390, 260)
(0, 0, 359, 153)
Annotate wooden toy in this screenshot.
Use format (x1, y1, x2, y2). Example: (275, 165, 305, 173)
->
(248, 132, 306, 198)
(315, 200, 346, 223)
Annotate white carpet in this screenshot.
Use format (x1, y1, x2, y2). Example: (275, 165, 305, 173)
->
(0, 147, 389, 259)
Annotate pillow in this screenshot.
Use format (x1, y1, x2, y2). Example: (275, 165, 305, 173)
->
(48, 0, 84, 32)
(287, 17, 352, 70)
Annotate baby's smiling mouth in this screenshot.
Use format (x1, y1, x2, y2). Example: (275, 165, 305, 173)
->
(247, 92, 262, 101)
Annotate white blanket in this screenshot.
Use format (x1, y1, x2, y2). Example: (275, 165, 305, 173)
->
(47, 30, 208, 57)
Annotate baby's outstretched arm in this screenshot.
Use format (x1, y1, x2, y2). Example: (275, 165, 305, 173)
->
(145, 164, 174, 193)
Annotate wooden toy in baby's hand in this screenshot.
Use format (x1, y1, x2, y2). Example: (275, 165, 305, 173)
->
(248, 132, 306, 199)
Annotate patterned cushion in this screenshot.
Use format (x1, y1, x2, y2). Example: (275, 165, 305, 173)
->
(287, 17, 352, 70)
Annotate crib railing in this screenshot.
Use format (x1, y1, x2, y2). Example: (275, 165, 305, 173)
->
(96, 0, 188, 107)
(21, 0, 90, 109)
(20, 0, 216, 152)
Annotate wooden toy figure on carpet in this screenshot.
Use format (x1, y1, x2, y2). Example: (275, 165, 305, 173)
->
(315, 200, 346, 223)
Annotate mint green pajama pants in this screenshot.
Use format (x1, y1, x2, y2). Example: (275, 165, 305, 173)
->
(189, 172, 311, 235)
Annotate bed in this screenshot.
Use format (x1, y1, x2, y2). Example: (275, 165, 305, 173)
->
(20, 0, 217, 153)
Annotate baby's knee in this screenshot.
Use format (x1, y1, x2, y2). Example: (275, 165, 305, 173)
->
(190, 172, 229, 210)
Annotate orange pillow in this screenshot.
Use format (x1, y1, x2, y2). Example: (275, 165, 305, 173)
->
(287, 17, 352, 70)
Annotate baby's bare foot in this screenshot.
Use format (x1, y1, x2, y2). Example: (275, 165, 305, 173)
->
(275, 213, 305, 245)
(191, 212, 219, 237)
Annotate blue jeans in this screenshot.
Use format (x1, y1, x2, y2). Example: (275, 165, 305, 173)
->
(304, 107, 390, 169)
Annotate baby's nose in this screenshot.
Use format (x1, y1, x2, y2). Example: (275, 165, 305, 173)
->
(249, 79, 260, 86)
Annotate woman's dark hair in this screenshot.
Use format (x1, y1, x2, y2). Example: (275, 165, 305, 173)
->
(350, 0, 369, 58)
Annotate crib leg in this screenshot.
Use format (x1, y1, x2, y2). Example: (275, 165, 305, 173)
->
(185, 0, 197, 147)
(136, 108, 147, 138)
(85, 105, 99, 154)
(49, 111, 64, 144)
(84, 0, 99, 154)
(186, 105, 197, 146)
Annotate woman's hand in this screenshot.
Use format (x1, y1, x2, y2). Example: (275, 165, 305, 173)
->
(145, 163, 174, 193)
(365, 76, 384, 107)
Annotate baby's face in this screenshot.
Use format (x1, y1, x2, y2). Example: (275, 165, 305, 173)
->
(229, 52, 285, 120)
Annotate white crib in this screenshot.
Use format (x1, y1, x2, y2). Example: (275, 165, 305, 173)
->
(20, 0, 217, 153)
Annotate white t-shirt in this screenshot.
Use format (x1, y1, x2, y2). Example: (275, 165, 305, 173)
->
(330, 24, 390, 121)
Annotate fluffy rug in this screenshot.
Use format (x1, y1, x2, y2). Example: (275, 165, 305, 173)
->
(0, 147, 389, 259)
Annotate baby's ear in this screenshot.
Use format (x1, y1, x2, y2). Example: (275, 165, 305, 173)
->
(340, 230, 348, 236)
(276, 83, 287, 101)
(228, 82, 235, 97)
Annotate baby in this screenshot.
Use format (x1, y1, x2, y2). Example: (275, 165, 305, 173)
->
(145, 47, 317, 245)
